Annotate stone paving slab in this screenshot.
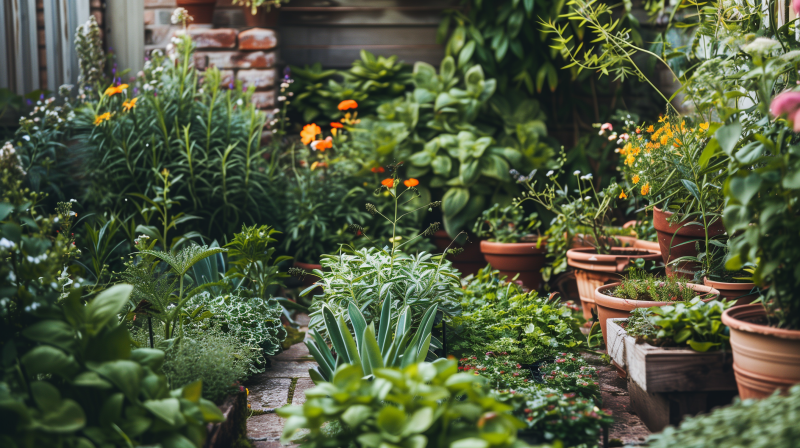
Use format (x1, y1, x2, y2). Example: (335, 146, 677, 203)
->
(292, 378, 316, 406)
(275, 341, 312, 362)
(247, 413, 286, 441)
(246, 377, 290, 410)
(265, 361, 316, 378)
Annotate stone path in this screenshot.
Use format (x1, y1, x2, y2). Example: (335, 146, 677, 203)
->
(244, 314, 650, 447)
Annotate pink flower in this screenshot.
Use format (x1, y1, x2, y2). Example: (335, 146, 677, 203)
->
(794, 0, 800, 15)
(601, 123, 613, 131)
(771, 90, 800, 132)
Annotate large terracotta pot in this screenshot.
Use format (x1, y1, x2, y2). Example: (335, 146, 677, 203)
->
(479, 239, 548, 290)
(241, 5, 280, 27)
(567, 247, 662, 320)
(653, 207, 726, 278)
(633, 239, 661, 251)
(294, 260, 322, 295)
(722, 304, 800, 399)
(431, 230, 485, 277)
(595, 282, 719, 346)
(703, 277, 759, 306)
(176, 0, 217, 24)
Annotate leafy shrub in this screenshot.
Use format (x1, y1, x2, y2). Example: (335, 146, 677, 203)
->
(161, 325, 261, 403)
(648, 385, 800, 448)
(222, 223, 290, 298)
(624, 299, 733, 352)
(459, 264, 525, 308)
(473, 203, 540, 243)
(277, 360, 528, 448)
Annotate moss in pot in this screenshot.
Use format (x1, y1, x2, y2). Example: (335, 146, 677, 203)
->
(594, 270, 720, 346)
(473, 203, 547, 290)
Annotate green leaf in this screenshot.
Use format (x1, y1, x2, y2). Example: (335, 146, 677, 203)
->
(714, 120, 742, 155)
(680, 179, 701, 201)
(432, 155, 452, 176)
(448, 26, 466, 56)
(323, 305, 348, 367)
(460, 159, 481, 185)
(21, 346, 79, 378)
(409, 151, 433, 167)
(90, 360, 143, 402)
(451, 438, 490, 448)
(130, 348, 166, 371)
(0, 203, 13, 221)
(362, 323, 384, 371)
(729, 174, 762, 206)
(442, 187, 470, 218)
(687, 340, 719, 352)
(22, 320, 76, 352)
(376, 405, 406, 435)
(458, 40, 476, 67)
(143, 398, 181, 425)
(342, 405, 373, 427)
(698, 139, 720, 168)
(348, 302, 368, 354)
(86, 284, 133, 333)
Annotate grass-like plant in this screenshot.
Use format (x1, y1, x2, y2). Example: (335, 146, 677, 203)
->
(610, 270, 702, 302)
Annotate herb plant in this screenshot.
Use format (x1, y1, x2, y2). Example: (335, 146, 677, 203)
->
(473, 203, 540, 243)
(625, 299, 734, 352)
(610, 270, 701, 302)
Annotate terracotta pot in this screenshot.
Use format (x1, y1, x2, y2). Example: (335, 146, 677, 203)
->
(595, 282, 719, 346)
(633, 239, 661, 252)
(480, 239, 548, 290)
(567, 247, 662, 320)
(703, 277, 759, 306)
(722, 304, 800, 399)
(572, 234, 637, 248)
(293, 260, 322, 295)
(241, 5, 280, 27)
(653, 207, 726, 278)
(176, 0, 217, 24)
(431, 230, 485, 277)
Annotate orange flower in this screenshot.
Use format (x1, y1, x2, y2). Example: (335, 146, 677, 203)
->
(94, 112, 111, 125)
(301, 123, 321, 145)
(311, 137, 333, 151)
(381, 178, 395, 188)
(330, 122, 344, 128)
(104, 83, 129, 97)
(699, 122, 709, 131)
(371, 166, 385, 173)
(641, 183, 650, 195)
(632, 174, 640, 184)
(646, 125, 654, 133)
(619, 190, 628, 199)
(660, 135, 669, 145)
(625, 154, 636, 166)
(338, 100, 358, 111)
(403, 178, 419, 187)
(122, 97, 138, 111)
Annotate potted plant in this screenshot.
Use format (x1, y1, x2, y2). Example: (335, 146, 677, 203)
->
(702, 265, 760, 306)
(594, 270, 719, 345)
(430, 230, 485, 276)
(473, 203, 546, 289)
(518, 168, 661, 319)
(232, 0, 287, 27)
(175, 0, 217, 25)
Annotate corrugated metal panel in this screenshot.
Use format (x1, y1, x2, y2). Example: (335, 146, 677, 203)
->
(43, 0, 91, 92)
(279, 0, 459, 68)
(0, 0, 39, 95)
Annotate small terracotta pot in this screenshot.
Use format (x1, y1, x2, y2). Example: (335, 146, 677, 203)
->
(703, 277, 759, 306)
(567, 247, 662, 320)
(480, 239, 548, 290)
(722, 304, 800, 399)
(653, 207, 726, 278)
(241, 5, 280, 27)
(293, 260, 322, 294)
(176, 0, 217, 24)
(595, 282, 719, 346)
(431, 230, 485, 277)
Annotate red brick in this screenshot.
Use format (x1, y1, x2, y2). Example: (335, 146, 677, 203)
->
(187, 28, 236, 48)
(200, 50, 276, 69)
(237, 69, 276, 90)
(238, 28, 277, 50)
(199, 69, 234, 87)
(144, 10, 155, 25)
(250, 91, 275, 109)
(194, 52, 208, 70)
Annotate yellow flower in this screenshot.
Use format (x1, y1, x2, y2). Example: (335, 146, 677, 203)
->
(104, 83, 129, 97)
(641, 183, 650, 195)
(699, 122, 709, 131)
(122, 97, 138, 111)
(161, 168, 170, 177)
(632, 174, 640, 184)
(619, 190, 628, 199)
(625, 154, 636, 166)
(660, 135, 669, 145)
(658, 115, 667, 123)
(93, 112, 111, 125)
(646, 125, 654, 133)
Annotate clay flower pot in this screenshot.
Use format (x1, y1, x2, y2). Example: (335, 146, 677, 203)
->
(703, 277, 759, 306)
(633, 239, 661, 251)
(595, 282, 719, 346)
(653, 207, 726, 278)
(721, 304, 800, 399)
(431, 230, 485, 277)
(240, 5, 280, 27)
(176, 0, 217, 24)
(567, 247, 662, 320)
(480, 239, 547, 290)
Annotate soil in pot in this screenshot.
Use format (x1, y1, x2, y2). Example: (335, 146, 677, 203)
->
(176, 0, 217, 24)
(566, 247, 662, 320)
(480, 238, 547, 290)
(595, 281, 719, 346)
(721, 304, 800, 399)
(431, 230, 485, 277)
(653, 207, 726, 278)
(703, 277, 760, 306)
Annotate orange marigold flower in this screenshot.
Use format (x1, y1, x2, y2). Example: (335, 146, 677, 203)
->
(338, 100, 358, 111)
(632, 174, 640, 184)
(301, 123, 321, 145)
(646, 125, 654, 133)
(641, 183, 651, 195)
(311, 137, 333, 151)
(94, 112, 112, 125)
(330, 122, 344, 128)
(122, 97, 138, 111)
(104, 83, 129, 97)
(371, 166, 385, 173)
(381, 178, 395, 188)
(404, 178, 420, 187)
(619, 190, 628, 199)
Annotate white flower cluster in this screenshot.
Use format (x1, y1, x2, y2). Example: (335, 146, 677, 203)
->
(0, 141, 26, 176)
(171, 7, 193, 26)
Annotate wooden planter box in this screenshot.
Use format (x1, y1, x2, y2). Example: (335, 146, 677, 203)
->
(606, 318, 738, 432)
(204, 391, 247, 448)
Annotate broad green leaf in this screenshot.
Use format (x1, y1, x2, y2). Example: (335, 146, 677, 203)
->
(21, 346, 79, 378)
(323, 306, 348, 367)
(86, 284, 133, 333)
(714, 120, 742, 155)
(143, 398, 181, 425)
(22, 320, 75, 352)
(442, 187, 470, 217)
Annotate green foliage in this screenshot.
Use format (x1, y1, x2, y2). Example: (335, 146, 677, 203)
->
(648, 385, 800, 448)
(473, 203, 540, 243)
(224, 224, 291, 298)
(625, 299, 734, 352)
(75, 16, 105, 95)
(305, 294, 439, 382)
(161, 325, 261, 402)
(459, 265, 525, 308)
(449, 282, 584, 364)
(610, 270, 704, 303)
(276, 359, 528, 448)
